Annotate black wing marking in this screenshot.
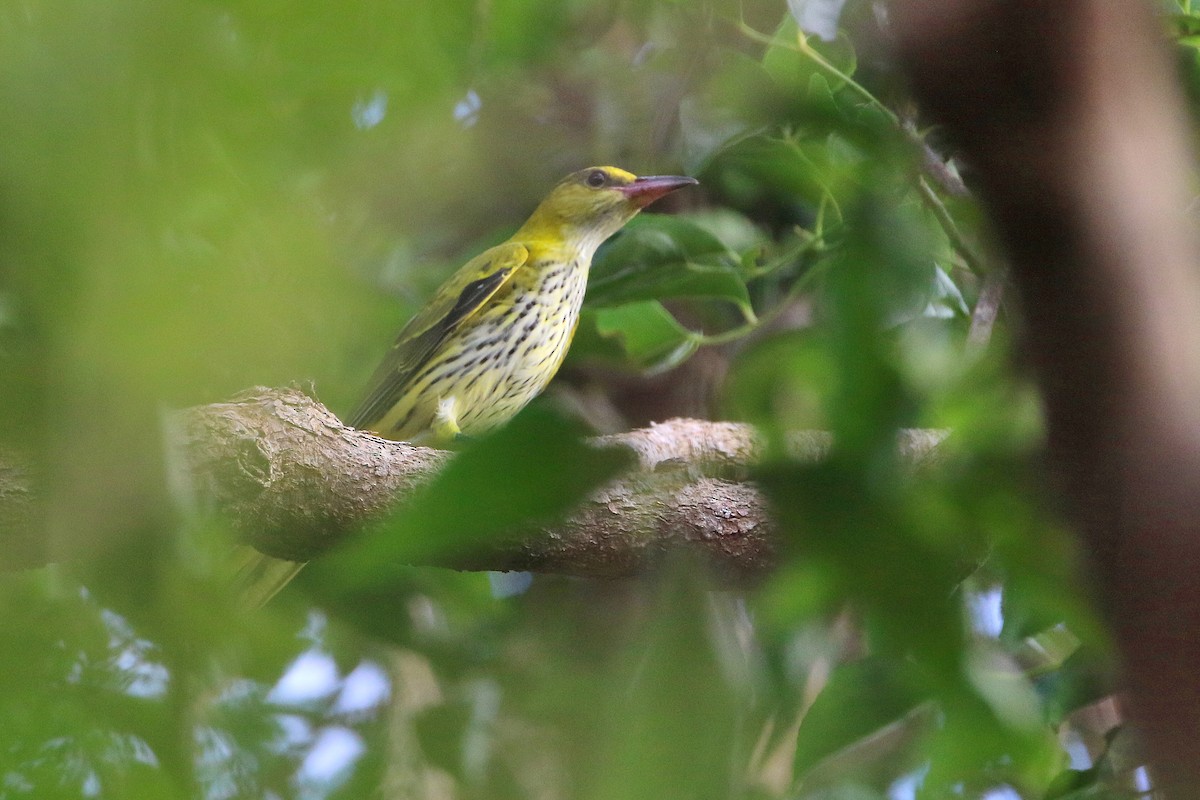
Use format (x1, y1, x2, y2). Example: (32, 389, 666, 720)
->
(446, 272, 507, 329)
(347, 263, 516, 430)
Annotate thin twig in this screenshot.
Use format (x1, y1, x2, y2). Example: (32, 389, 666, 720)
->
(916, 176, 986, 276)
(901, 117, 971, 199)
(966, 265, 1007, 358)
(738, 18, 986, 277)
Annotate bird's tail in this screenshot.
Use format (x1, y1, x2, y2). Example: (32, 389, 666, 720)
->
(231, 546, 307, 609)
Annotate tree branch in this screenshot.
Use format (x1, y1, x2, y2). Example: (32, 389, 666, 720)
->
(1, 386, 946, 584)
(179, 387, 791, 583)
(179, 387, 782, 583)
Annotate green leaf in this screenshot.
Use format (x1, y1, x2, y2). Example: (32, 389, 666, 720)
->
(1032, 644, 1118, 725)
(682, 207, 772, 254)
(1169, 12, 1200, 37)
(1013, 624, 1082, 678)
(793, 657, 927, 778)
(724, 329, 835, 435)
(589, 259, 751, 317)
(583, 569, 746, 800)
(589, 214, 754, 315)
(327, 406, 632, 588)
(704, 133, 857, 212)
(590, 301, 699, 373)
(595, 212, 729, 264)
(678, 50, 778, 172)
(762, 15, 857, 96)
(1043, 768, 1101, 800)
(414, 701, 475, 775)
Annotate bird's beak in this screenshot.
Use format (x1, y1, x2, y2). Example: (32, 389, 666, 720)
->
(619, 175, 699, 208)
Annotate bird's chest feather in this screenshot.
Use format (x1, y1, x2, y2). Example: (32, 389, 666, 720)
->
(466, 259, 587, 361)
(443, 259, 588, 426)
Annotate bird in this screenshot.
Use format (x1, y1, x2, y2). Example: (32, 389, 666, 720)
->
(347, 166, 697, 443)
(237, 166, 698, 605)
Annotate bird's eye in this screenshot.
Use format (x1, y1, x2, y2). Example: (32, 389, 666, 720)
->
(585, 170, 607, 188)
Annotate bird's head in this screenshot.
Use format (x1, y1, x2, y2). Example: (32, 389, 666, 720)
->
(519, 166, 698, 253)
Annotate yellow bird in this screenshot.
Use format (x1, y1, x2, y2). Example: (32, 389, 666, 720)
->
(238, 166, 697, 605)
(348, 166, 697, 444)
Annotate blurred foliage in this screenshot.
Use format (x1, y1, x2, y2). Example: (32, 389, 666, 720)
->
(1, 0, 1175, 798)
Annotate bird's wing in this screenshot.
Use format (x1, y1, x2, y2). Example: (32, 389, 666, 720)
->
(347, 241, 529, 431)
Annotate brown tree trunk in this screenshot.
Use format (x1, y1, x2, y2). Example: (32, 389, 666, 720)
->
(893, 1, 1200, 791)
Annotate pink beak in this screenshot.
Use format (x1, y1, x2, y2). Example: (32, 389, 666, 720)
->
(618, 175, 699, 208)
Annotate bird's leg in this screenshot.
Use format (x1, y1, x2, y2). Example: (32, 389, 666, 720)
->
(432, 396, 462, 442)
